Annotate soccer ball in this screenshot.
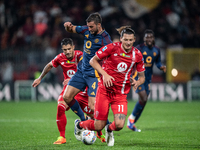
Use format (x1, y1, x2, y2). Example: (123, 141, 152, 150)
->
(81, 130, 96, 145)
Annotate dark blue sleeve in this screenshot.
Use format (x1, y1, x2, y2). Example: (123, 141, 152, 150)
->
(136, 44, 143, 51)
(76, 25, 88, 35)
(155, 47, 162, 69)
(102, 32, 112, 46)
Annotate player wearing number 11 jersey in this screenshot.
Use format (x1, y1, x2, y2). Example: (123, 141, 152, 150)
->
(76, 26, 145, 146)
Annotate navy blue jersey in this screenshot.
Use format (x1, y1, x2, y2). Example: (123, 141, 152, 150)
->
(136, 43, 162, 82)
(76, 25, 112, 76)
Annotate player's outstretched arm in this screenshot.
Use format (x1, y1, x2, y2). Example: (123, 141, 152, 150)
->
(32, 62, 53, 87)
(90, 55, 115, 87)
(63, 22, 77, 33)
(160, 66, 166, 73)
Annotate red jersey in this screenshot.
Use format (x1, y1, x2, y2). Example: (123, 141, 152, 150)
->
(52, 50, 83, 80)
(96, 42, 145, 94)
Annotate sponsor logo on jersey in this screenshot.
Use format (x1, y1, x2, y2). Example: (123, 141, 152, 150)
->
(143, 51, 147, 55)
(102, 46, 107, 52)
(114, 53, 117, 56)
(66, 60, 75, 64)
(117, 62, 127, 72)
(120, 53, 130, 58)
(67, 70, 75, 78)
(98, 51, 102, 54)
(94, 38, 99, 43)
(153, 52, 157, 56)
(61, 62, 64, 65)
(85, 34, 89, 38)
(90, 92, 95, 96)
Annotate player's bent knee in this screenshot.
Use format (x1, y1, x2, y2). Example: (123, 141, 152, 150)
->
(115, 124, 124, 130)
(63, 94, 72, 103)
(115, 120, 125, 130)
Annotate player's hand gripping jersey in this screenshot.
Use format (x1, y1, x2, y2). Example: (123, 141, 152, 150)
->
(51, 50, 83, 80)
(96, 42, 145, 94)
(76, 26, 112, 76)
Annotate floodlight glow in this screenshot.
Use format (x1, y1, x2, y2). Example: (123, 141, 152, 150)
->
(171, 68, 178, 77)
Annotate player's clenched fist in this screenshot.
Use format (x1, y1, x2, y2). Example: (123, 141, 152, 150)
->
(64, 22, 73, 31)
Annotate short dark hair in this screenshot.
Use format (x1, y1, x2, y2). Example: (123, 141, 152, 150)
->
(116, 26, 135, 37)
(86, 12, 102, 24)
(61, 38, 73, 46)
(144, 29, 154, 36)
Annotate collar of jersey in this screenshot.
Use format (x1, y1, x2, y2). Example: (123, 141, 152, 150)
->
(98, 29, 105, 35)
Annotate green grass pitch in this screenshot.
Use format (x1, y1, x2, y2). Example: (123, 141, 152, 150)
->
(0, 100, 200, 150)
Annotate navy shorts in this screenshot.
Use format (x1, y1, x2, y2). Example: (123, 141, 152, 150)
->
(135, 80, 150, 95)
(68, 69, 99, 97)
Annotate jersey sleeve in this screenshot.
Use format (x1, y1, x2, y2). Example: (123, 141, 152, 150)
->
(155, 47, 162, 69)
(136, 51, 145, 72)
(76, 50, 83, 62)
(101, 32, 112, 46)
(135, 44, 143, 51)
(75, 25, 88, 35)
(96, 43, 114, 60)
(51, 55, 60, 68)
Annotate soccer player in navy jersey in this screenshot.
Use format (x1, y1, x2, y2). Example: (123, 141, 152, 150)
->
(127, 29, 166, 132)
(74, 26, 145, 146)
(63, 12, 112, 141)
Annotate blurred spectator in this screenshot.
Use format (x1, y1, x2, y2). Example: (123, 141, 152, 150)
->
(22, 17, 35, 44)
(191, 68, 200, 81)
(0, 0, 200, 82)
(0, 61, 13, 83)
(34, 19, 48, 37)
(1, 27, 9, 49)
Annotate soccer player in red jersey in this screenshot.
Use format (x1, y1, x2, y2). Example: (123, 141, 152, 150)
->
(75, 26, 146, 146)
(32, 38, 83, 144)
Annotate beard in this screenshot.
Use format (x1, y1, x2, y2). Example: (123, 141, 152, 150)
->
(146, 41, 153, 48)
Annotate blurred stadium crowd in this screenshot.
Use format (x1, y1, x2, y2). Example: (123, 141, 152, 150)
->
(0, 0, 200, 83)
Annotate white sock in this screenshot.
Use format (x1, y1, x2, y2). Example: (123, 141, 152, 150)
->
(129, 114, 136, 120)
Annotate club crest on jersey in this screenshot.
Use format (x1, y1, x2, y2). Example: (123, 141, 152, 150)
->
(94, 38, 99, 43)
(66, 60, 75, 64)
(120, 53, 130, 58)
(85, 34, 89, 38)
(143, 51, 147, 55)
(153, 52, 157, 56)
(67, 70, 75, 78)
(117, 62, 127, 72)
(102, 46, 107, 52)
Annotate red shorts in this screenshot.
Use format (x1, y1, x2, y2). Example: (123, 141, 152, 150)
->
(75, 93, 93, 115)
(58, 86, 92, 114)
(94, 86, 128, 121)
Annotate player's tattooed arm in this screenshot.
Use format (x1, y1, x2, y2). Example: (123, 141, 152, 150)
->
(32, 62, 53, 87)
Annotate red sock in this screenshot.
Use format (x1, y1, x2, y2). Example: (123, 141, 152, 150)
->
(108, 121, 120, 131)
(79, 120, 95, 130)
(56, 103, 67, 138)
